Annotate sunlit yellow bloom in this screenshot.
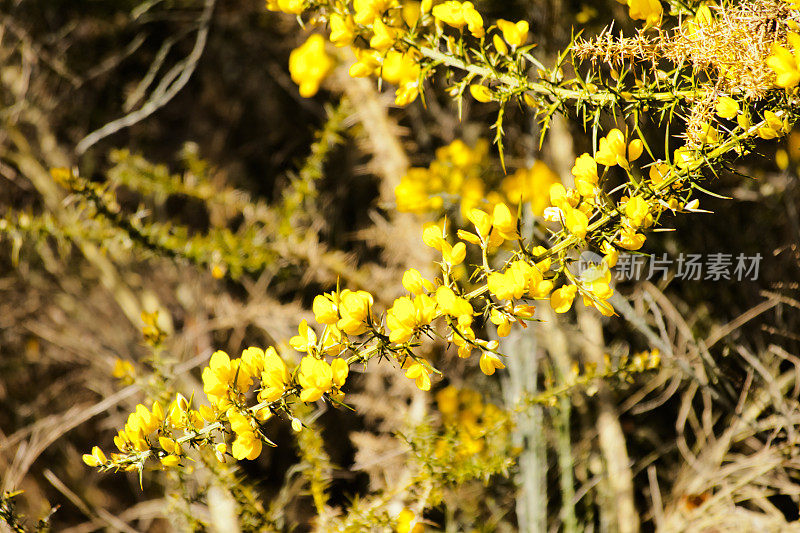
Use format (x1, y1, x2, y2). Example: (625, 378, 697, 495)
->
(625, 0, 662, 25)
(594, 129, 642, 168)
(563, 206, 589, 239)
(441, 240, 466, 265)
(432, 1, 485, 37)
(288, 34, 334, 98)
(82, 446, 107, 467)
(370, 18, 396, 51)
(349, 48, 381, 78)
(648, 162, 669, 186)
(313, 292, 339, 324)
(290, 319, 318, 354)
(387, 294, 437, 342)
(496, 19, 529, 48)
(469, 84, 494, 102)
(492, 203, 517, 239)
(265, 0, 304, 15)
(551, 285, 577, 313)
(758, 110, 790, 140)
(402, 268, 435, 294)
(297, 356, 334, 402)
(624, 195, 651, 228)
(435, 285, 473, 319)
(616, 227, 646, 250)
(403, 359, 432, 390)
(337, 290, 374, 335)
(571, 153, 599, 196)
(396, 508, 425, 533)
(479, 352, 505, 375)
(353, 0, 393, 25)
(329, 13, 355, 47)
(501, 160, 558, 215)
(601, 240, 619, 268)
(715, 96, 739, 119)
(422, 222, 445, 250)
(202, 350, 252, 400)
(493, 33, 508, 55)
(381, 50, 420, 86)
(231, 429, 262, 460)
(255, 349, 288, 403)
(766, 33, 800, 89)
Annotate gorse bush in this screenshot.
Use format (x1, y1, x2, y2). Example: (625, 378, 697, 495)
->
(3, 0, 800, 531)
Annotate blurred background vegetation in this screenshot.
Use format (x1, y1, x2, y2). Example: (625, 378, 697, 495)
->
(1, 0, 800, 531)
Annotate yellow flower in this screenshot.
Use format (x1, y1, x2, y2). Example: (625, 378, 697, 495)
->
(231, 429, 262, 460)
(673, 146, 694, 169)
(715, 96, 739, 119)
(369, 18, 396, 51)
(395, 82, 420, 106)
(331, 358, 348, 389)
(469, 84, 494, 103)
(571, 153, 599, 196)
(432, 1, 484, 37)
(479, 352, 505, 375)
(648, 162, 669, 186)
(402, 268, 434, 295)
(313, 292, 339, 324)
(241, 347, 265, 377)
(349, 48, 381, 78)
(202, 350, 253, 400)
(290, 319, 318, 354)
(493, 33, 508, 55)
(396, 508, 425, 533)
(594, 129, 642, 168)
(422, 222, 445, 250)
(490, 308, 513, 337)
(496, 19, 529, 48)
(626, 0, 662, 25)
(329, 13, 355, 47)
(492, 203, 517, 240)
(551, 285, 577, 313)
(601, 240, 619, 267)
(616, 227, 646, 250)
(265, 0, 305, 14)
(258, 348, 290, 403)
(288, 34, 334, 98)
(563, 206, 589, 239)
(441, 240, 466, 265)
(403, 359, 431, 390)
(500, 160, 558, 215)
(387, 295, 436, 343)
(767, 33, 800, 89)
(297, 356, 334, 402)
(353, 0, 393, 25)
(758, 111, 790, 140)
(435, 286, 473, 320)
(381, 50, 420, 86)
(82, 446, 107, 467)
(337, 290, 374, 335)
(111, 358, 134, 380)
(624, 195, 651, 228)
(487, 260, 533, 300)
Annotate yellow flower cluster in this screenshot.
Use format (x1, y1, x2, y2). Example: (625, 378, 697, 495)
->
(434, 386, 512, 459)
(395, 138, 559, 217)
(84, 394, 201, 470)
(395, 139, 491, 215)
(86, 343, 353, 470)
